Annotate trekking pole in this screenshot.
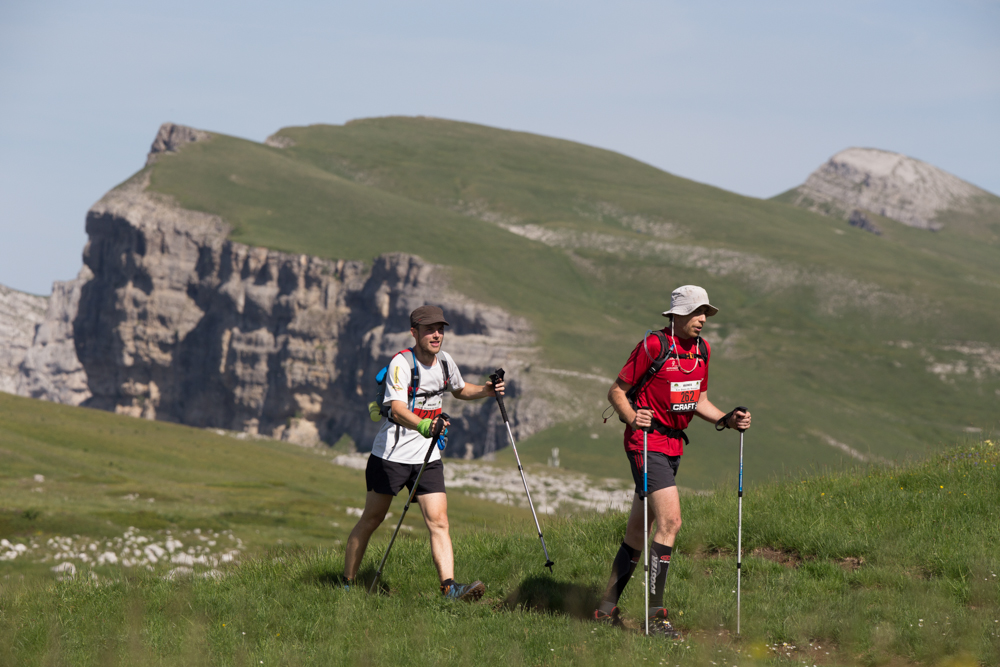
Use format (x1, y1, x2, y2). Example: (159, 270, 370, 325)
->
(734, 407, 747, 637)
(639, 406, 651, 637)
(369, 414, 448, 594)
(489, 368, 555, 572)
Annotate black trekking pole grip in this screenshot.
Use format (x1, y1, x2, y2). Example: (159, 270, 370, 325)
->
(636, 405, 653, 433)
(489, 368, 509, 423)
(431, 413, 448, 439)
(734, 406, 748, 433)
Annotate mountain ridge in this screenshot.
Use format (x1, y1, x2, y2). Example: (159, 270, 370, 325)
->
(2, 118, 997, 489)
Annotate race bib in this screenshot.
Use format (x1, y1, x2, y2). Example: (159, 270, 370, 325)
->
(669, 380, 700, 412)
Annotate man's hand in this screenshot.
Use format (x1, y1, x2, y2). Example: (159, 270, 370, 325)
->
(632, 407, 653, 431)
(485, 378, 505, 397)
(728, 408, 751, 431)
(416, 415, 451, 438)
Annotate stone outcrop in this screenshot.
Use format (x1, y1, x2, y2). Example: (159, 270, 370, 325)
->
(0, 284, 47, 394)
(17, 269, 93, 405)
(73, 167, 545, 456)
(0, 274, 92, 406)
(786, 147, 989, 230)
(145, 123, 212, 166)
(847, 210, 882, 236)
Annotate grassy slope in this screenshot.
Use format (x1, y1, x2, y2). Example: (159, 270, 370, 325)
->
(145, 117, 1000, 489)
(0, 392, 531, 583)
(2, 391, 997, 665)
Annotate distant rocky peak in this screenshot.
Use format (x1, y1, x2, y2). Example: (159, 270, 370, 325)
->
(146, 123, 211, 166)
(789, 147, 988, 231)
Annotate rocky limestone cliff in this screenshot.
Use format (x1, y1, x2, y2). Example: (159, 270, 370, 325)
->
(0, 275, 92, 406)
(0, 284, 47, 394)
(17, 270, 93, 405)
(786, 148, 989, 230)
(74, 148, 549, 456)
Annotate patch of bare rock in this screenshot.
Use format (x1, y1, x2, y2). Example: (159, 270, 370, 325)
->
(787, 147, 990, 230)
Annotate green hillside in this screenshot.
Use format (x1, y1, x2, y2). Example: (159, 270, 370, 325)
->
(144, 117, 1000, 488)
(2, 390, 997, 665)
(0, 391, 530, 584)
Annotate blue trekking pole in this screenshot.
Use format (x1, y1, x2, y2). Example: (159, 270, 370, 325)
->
(718, 406, 748, 635)
(369, 414, 448, 594)
(733, 407, 748, 636)
(638, 405, 651, 637)
(737, 427, 744, 636)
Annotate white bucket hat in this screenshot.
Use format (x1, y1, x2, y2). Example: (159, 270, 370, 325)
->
(662, 285, 719, 318)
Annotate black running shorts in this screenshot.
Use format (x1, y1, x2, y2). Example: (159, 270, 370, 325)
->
(365, 455, 446, 497)
(628, 450, 681, 495)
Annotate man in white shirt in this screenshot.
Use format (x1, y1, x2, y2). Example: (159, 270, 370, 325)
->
(343, 305, 504, 600)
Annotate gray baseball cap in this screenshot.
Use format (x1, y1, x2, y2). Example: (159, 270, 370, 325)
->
(661, 285, 719, 317)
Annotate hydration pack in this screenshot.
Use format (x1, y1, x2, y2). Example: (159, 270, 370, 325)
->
(624, 331, 708, 409)
(602, 331, 708, 427)
(368, 349, 451, 423)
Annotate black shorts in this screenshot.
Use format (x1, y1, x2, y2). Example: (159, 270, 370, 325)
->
(365, 456, 446, 497)
(628, 451, 681, 496)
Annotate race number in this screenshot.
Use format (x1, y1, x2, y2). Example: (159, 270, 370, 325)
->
(669, 380, 701, 412)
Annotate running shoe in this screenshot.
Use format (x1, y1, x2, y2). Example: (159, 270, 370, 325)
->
(592, 606, 622, 627)
(441, 580, 485, 601)
(647, 608, 681, 639)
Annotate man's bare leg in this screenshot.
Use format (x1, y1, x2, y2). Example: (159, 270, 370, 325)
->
(600, 488, 681, 592)
(622, 485, 682, 625)
(597, 487, 682, 618)
(416, 492, 453, 582)
(623, 486, 682, 549)
(343, 490, 394, 581)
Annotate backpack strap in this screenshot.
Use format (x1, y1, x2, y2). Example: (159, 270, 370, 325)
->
(441, 357, 451, 392)
(408, 348, 419, 412)
(624, 332, 707, 405)
(414, 354, 452, 399)
(624, 331, 670, 406)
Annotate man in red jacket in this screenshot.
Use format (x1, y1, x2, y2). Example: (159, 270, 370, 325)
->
(594, 285, 751, 637)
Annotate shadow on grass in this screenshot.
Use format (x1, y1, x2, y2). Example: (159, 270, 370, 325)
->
(503, 574, 602, 620)
(303, 565, 391, 595)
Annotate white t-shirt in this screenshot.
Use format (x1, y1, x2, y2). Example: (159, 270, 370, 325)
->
(370, 350, 466, 464)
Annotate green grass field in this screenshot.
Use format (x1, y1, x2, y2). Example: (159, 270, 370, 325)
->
(138, 117, 1000, 488)
(2, 393, 997, 665)
(0, 392, 532, 582)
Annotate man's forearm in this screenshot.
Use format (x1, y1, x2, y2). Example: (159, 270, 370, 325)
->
(455, 384, 487, 400)
(454, 382, 501, 400)
(695, 398, 726, 424)
(608, 381, 637, 426)
(388, 401, 427, 430)
(695, 396, 750, 430)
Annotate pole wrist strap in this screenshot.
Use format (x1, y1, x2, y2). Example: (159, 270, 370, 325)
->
(715, 406, 748, 432)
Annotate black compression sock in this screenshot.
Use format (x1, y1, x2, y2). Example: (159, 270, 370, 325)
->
(599, 542, 641, 613)
(649, 542, 672, 609)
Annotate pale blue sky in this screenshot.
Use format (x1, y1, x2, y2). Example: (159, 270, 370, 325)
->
(2, 0, 997, 294)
